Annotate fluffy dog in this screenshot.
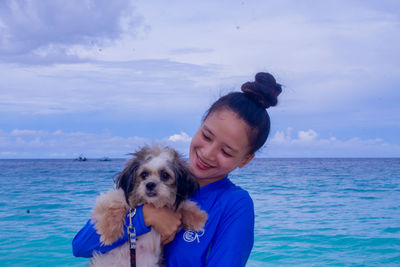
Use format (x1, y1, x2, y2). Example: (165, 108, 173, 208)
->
(90, 145, 208, 267)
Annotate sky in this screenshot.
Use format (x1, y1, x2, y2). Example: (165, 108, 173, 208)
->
(0, 0, 399, 158)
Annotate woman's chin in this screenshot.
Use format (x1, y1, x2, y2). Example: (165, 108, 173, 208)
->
(191, 167, 206, 179)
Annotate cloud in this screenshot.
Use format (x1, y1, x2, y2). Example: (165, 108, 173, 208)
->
(1, 128, 399, 159)
(10, 129, 48, 137)
(263, 128, 400, 158)
(0, 129, 149, 158)
(0, 0, 142, 63)
(168, 132, 191, 142)
(0, 0, 399, 158)
(169, 48, 214, 55)
(0, 58, 215, 117)
(0, 129, 195, 158)
(297, 129, 318, 142)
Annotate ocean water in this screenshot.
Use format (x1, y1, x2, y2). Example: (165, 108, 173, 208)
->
(0, 158, 399, 266)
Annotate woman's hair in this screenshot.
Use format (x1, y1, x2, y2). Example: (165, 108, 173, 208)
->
(204, 72, 282, 154)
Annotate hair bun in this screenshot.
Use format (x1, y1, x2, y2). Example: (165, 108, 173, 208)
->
(241, 72, 282, 109)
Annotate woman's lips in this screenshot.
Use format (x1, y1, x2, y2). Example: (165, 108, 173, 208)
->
(196, 153, 213, 170)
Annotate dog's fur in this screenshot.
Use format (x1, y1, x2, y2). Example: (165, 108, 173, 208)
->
(90, 145, 208, 267)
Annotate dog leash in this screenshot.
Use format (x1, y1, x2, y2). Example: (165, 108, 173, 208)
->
(128, 208, 137, 267)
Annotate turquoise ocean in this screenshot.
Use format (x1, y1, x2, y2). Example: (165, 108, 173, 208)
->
(0, 158, 399, 266)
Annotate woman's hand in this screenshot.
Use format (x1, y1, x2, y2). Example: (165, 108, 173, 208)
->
(142, 203, 182, 245)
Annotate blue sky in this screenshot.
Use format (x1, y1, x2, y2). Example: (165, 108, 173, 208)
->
(1, 0, 399, 158)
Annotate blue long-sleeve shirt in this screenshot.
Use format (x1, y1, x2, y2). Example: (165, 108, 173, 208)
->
(72, 204, 151, 257)
(72, 177, 254, 266)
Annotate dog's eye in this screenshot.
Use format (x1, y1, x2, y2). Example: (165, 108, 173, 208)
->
(160, 171, 170, 181)
(140, 171, 148, 180)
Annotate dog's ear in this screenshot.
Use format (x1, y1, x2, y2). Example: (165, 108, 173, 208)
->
(115, 157, 140, 206)
(172, 152, 199, 210)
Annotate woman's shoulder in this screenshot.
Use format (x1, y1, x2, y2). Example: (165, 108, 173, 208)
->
(212, 180, 254, 227)
(219, 179, 254, 209)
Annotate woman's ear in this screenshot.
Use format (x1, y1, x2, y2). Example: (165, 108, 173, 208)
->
(239, 153, 255, 168)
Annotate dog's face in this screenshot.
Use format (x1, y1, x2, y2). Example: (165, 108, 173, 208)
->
(115, 146, 199, 209)
(134, 150, 178, 208)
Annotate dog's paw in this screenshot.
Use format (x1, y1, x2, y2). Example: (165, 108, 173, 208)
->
(179, 201, 208, 232)
(91, 189, 129, 245)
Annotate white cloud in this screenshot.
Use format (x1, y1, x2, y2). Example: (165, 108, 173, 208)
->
(0, 129, 194, 158)
(271, 130, 286, 143)
(0, 129, 149, 158)
(265, 128, 400, 158)
(1, 128, 399, 159)
(0, 59, 214, 116)
(297, 129, 319, 142)
(168, 132, 191, 142)
(0, 0, 143, 63)
(10, 129, 48, 137)
(0, 0, 399, 158)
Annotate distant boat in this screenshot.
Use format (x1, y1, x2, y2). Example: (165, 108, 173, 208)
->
(74, 155, 87, 161)
(99, 157, 111, 161)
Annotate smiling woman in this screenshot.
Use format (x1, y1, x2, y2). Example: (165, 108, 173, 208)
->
(189, 109, 255, 187)
(72, 72, 282, 266)
(189, 72, 282, 188)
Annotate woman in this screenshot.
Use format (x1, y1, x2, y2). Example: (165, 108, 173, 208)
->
(72, 72, 282, 266)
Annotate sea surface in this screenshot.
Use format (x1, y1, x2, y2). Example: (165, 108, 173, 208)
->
(0, 158, 399, 266)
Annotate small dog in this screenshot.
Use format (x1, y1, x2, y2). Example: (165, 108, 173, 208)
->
(90, 145, 208, 267)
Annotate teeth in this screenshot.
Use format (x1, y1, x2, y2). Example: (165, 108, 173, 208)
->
(198, 156, 211, 167)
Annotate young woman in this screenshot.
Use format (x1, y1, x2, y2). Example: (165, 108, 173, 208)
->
(72, 72, 282, 266)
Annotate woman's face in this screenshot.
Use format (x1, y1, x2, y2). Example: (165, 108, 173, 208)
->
(189, 109, 254, 187)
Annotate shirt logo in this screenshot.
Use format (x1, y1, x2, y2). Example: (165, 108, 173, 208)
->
(183, 229, 205, 243)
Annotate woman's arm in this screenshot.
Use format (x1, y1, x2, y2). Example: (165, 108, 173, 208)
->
(206, 193, 255, 266)
(72, 205, 150, 257)
(72, 218, 128, 257)
(72, 204, 182, 257)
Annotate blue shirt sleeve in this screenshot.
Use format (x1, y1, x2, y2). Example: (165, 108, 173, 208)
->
(72, 205, 151, 258)
(206, 192, 255, 266)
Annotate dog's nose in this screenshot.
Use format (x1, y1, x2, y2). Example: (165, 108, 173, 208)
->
(146, 182, 156, 191)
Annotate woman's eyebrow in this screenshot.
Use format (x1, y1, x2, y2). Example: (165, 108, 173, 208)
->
(224, 144, 238, 153)
(203, 125, 214, 136)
